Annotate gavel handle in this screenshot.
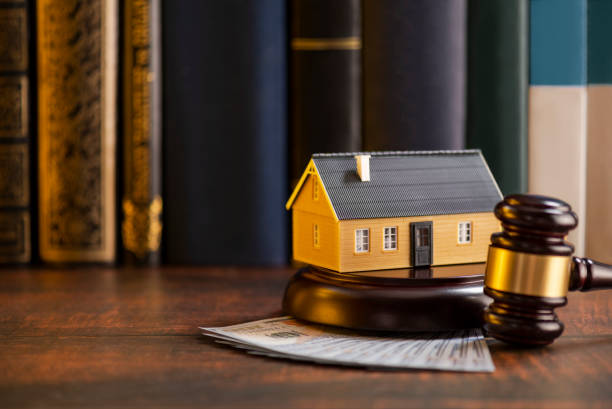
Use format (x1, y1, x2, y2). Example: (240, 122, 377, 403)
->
(569, 257, 612, 291)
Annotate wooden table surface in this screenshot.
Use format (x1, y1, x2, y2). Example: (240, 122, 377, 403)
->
(0, 266, 610, 408)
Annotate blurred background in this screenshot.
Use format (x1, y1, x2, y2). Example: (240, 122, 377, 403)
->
(1, 0, 610, 268)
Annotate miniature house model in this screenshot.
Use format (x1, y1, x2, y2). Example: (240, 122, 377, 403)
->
(286, 150, 502, 272)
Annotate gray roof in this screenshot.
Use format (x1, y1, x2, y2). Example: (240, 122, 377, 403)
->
(312, 150, 502, 220)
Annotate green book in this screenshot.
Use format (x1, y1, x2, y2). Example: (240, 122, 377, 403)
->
(466, 0, 528, 195)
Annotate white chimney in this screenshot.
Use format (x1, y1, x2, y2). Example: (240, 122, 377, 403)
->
(355, 155, 371, 182)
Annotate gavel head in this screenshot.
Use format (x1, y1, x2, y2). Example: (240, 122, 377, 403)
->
(483, 194, 578, 346)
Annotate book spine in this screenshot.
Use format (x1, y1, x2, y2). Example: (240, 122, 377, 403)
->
(0, 0, 33, 263)
(363, 0, 467, 151)
(163, 0, 287, 265)
(586, 0, 612, 263)
(290, 0, 361, 187)
(528, 0, 587, 255)
(122, 0, 162, 265)
(466, 0, 528, 196)
(37, 0, 117, 263)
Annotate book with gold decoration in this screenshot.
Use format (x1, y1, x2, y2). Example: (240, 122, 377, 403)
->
(0, 0, 33, 263)
(289, 0, 362, 188)
(122, 0, 162, 264)
(37, 0, 117, 263)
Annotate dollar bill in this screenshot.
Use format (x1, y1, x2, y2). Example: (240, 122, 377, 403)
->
(200, 317, 494, 373)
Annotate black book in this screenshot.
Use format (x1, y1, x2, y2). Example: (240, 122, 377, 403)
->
(163, 0, 288, 265)
(290, 0, 361, 187)
(363, 0, 467, 150)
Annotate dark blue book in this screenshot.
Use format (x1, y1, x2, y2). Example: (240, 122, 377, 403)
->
(162, 0, 288, 265)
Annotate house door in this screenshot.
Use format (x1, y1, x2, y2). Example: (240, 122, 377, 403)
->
(410, 221, 432, 267)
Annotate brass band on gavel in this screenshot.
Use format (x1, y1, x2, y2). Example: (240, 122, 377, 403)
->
(484, 246, 572, 298)
(482, 194, 579, 346)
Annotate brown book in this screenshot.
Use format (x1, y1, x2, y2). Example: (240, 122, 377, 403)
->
(37, 0, 117, 263)
(0, 0, 33, 263)
(122, 0, 162, 265)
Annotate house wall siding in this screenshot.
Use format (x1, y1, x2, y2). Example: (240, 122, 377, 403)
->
(291, 171, 336, 218)
(292, 173, 339, 270)
(338, 212, 499, 272)
(292, 210, 339, 270)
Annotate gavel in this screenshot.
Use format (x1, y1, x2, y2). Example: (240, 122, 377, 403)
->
(483, 194, 612, 346)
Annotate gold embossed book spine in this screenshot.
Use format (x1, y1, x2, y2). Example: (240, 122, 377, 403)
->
(290, 0, 361, 187)
(0, 0, 33, 263)
(122, 0, 161, 265)
(37, 0, 117, 263)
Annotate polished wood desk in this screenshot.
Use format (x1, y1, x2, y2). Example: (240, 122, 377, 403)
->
(0, 266, 610, 408)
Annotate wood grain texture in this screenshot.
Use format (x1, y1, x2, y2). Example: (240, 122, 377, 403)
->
(0, 266, 610, 408)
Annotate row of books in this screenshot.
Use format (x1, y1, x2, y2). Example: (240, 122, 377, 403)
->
(294, 0, 612, 263)
(0, 0, 610, 266)
(287, 0, 611, 264)
(0, 0, 162, 265)
(529, 0, 612, 263)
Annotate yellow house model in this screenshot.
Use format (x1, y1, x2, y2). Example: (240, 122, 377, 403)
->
(286, 150, 502, 272)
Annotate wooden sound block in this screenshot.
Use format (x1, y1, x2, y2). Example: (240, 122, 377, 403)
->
(283, 263, 492, 332)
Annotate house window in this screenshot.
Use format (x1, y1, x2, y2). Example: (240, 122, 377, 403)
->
(313, 224, 320, 248)
(416, 227, 430, 247)
(458, 221, 472, 244)
(383, 227, 397, 250)
(313, 178, 319, 200)
(355, 229, 369, 253)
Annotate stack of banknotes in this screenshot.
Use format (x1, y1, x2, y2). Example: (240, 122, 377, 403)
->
(201, 317, 495, 373)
